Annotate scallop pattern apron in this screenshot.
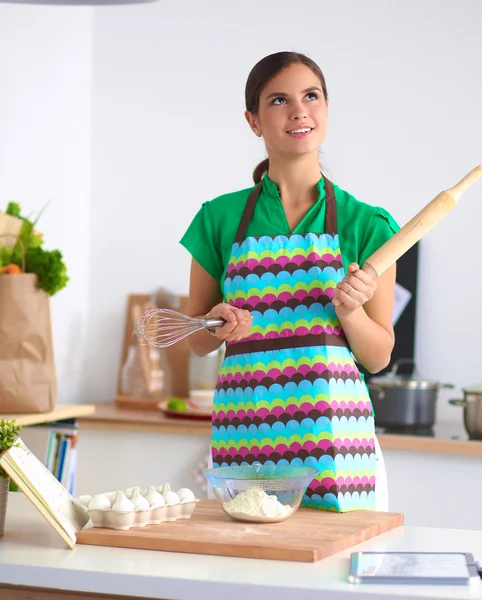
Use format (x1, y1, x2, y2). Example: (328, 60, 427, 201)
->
(211, 178, 377, 512)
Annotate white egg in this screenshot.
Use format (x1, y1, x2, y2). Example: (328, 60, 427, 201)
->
(112, 490, 135, 512)
(161, 483, 180, 506)
(145, 485, 165, 507)
(88, 494, 111, 511)
(176, 488, 196, 503)
(79, 494, 92, 508)
(126, 486, 140, 499)
(156, 483, 169, 495)
(130, 488, 150, 510)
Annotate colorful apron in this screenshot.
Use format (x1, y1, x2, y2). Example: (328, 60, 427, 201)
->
(212, 178, 377, 512)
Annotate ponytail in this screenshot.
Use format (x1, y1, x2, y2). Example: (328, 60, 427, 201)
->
(253, 158, 269, 184)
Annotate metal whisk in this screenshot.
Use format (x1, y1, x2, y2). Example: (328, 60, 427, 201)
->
(133, 308, 226, 348)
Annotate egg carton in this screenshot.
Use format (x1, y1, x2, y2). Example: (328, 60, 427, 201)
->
(78, 483, 199, 531)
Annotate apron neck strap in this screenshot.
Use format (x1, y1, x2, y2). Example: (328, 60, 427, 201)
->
(234, 176, 338, 244)
(234, 182, 262, 244)
(324, 177, 337, 235)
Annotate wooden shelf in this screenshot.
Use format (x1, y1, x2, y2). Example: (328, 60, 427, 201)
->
(377, 431, 482, 456)
(77, 402, 210, 436)
(1, 404, 96, 427)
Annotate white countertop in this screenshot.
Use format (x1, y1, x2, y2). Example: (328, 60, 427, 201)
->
(1, 493, 481, 600)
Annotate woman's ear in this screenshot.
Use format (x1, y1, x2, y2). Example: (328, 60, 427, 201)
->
(245, 111, 262, 138)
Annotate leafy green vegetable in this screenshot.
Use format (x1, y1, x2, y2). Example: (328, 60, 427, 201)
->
(1, 201, 69, 296)
(5, 202, 21, 218)
(17, 218, 35, 250)
(0, 246, 11, 270)
(23, 247, 69, 296)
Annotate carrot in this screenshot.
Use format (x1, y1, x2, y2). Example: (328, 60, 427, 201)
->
(0, 264, 22, 275)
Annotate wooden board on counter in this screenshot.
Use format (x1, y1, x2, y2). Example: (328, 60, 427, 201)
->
(116, 293, 191, 406)
(77, 499, 404, 563)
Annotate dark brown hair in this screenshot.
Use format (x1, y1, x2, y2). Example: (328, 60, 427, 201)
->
(245, 52, 328, 184)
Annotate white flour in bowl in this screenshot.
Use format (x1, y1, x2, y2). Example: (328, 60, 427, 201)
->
(223, 487, 292, 520)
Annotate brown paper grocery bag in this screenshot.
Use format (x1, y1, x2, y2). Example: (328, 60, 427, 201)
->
(0, 273, 57, 413)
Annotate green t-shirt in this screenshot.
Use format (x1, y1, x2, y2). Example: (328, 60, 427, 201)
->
(180, 174, 399, 293)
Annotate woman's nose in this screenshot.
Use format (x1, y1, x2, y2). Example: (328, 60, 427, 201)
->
(289, 101, 308, 121)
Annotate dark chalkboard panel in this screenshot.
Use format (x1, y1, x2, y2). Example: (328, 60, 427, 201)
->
(360, 242, 420, 380)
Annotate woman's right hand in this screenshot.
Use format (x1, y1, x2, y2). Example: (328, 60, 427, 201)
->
(205, 303, 252, 342)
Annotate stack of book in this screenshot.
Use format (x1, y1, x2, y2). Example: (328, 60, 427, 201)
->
(44, 422, 78, 496)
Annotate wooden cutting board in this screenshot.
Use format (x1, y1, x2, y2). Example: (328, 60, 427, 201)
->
(76, 500, 404, 563)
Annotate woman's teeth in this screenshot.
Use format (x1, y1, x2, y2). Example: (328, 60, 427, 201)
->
(288, 128, 312, 134)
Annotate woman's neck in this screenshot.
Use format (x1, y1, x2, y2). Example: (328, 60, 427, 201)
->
(267, 152, 321, 206)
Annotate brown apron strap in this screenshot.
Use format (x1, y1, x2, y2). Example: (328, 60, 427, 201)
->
(234, 183, 263, 244)
(225, 332, 349, 357)
(323, 177, 338, 235)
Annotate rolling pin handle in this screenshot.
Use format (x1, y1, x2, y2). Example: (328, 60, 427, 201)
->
(361, 261, 379, 280)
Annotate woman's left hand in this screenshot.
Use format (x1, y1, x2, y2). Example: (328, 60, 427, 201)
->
(332, 263, 377, 317)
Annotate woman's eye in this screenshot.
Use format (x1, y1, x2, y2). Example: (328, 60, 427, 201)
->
(306, 92, 318, 101)
(271, 97, 286, 105)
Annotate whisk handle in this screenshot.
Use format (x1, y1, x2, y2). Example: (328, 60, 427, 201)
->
(203, 318, 226, 328)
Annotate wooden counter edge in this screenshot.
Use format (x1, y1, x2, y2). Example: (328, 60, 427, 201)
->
(0, 584, 161, 600)
(1, 404, 96, 427)
(77, 402, 210, 436)
(79, 418, 210, 436)
(377, 432, 482, 456)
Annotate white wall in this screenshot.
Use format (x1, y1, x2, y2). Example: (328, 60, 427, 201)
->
(88, 0, 482, 421)
(1, 1, 481, 422)
(0, 5, 93, 404)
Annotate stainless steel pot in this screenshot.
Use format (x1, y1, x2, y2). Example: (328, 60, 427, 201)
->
(449, 385, 482, 440)
(368, 359, 454, 431)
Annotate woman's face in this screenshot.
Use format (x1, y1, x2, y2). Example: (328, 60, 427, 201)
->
(246, 63, 328, 158)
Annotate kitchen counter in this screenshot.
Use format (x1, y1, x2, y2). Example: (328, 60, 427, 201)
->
(1, 493, 481, 600)
(77, 402, 482, 456)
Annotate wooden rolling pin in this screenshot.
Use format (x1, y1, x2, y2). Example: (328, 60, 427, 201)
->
(362, 165, 482, 278)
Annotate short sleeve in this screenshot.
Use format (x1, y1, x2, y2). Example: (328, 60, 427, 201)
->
(179, 202, 224, 282)
(359, 209, 400, 267)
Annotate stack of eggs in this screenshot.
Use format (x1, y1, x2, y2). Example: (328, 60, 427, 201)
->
(80, 483, 198, 530)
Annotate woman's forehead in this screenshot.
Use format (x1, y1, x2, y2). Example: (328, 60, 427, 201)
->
(262, 64, 321, 96)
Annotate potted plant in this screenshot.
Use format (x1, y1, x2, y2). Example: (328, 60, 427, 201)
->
(0, 419, 22, 536)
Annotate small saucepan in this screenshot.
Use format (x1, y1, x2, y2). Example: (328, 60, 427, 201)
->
(368, 359, 454, 431)
(449, 385, 482, 440)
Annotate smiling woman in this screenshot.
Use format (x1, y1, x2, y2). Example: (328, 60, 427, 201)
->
(180, 51, 399, 515)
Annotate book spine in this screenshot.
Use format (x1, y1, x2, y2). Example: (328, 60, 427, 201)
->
(60, 436, 73, 489)
(55, 437, 68, 481)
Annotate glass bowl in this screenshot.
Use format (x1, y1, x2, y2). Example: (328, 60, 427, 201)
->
(204, 464, 318, 523)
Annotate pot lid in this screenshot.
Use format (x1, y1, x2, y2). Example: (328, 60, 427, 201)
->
(462, 383, 482, 394)
(369, 374, 440, 390)
(368, 359, 442, 390)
